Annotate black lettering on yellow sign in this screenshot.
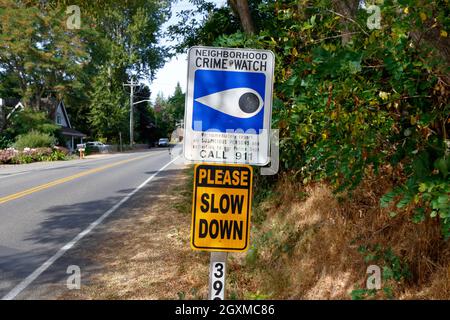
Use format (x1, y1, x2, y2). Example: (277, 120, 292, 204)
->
(191, 164, 253, 252)
(200, 194, 244, 214)
(198, 219, 243, 240)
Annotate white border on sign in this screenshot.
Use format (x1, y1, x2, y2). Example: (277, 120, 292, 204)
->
(183, 46, 275, 166)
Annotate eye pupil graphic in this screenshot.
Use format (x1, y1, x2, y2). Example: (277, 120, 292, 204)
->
(238, 92, 260, 114)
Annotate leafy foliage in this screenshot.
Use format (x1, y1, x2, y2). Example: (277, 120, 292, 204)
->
(177, 0, 450, 238)
(0, 0, 89, 108)
(6, 109, 59, 137)
(152, 84, 186, 140)
(352, 244, 411, 299)
(88, 68, 128, 143)
(0, 135, 13, 149)
(0, 0, 172, 144)
(14, 130, 56, 149)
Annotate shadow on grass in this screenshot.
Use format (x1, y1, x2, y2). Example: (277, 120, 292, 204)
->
(0, 167, 187, 298)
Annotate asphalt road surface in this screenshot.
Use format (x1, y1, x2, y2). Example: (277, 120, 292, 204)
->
(0, 148, 183, 299)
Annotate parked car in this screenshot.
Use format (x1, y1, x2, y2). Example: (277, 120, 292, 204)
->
(86, 141, 109, 153)
(158, 138, 170, 147)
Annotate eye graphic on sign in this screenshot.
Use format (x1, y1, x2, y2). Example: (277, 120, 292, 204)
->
(195, 88, 263, 118)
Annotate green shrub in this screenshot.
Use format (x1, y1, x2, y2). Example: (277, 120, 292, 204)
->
(14, 130, 56, 149)
(212, 0, 449, 238)
(351, 245, 411, 300)
(0, 136, 13, 149)
(48, 149, 68, 161)
(6, 109, 59, 136)
(9, 147, 69, 164)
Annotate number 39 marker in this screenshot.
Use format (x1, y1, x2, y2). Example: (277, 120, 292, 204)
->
(210, 262, 225, 300)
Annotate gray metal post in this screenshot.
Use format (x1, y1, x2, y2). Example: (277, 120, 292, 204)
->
(129, 78, 134, 147)
(209, 252, 228, 300)
(119, 131, 123, 152)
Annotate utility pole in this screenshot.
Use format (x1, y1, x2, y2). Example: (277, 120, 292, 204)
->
(123, 78, 138, 148)
(124, 78, 152, 148)
(129, 78, 134, 148)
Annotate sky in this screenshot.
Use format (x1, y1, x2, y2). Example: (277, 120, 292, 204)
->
(149, 0, 227, 102)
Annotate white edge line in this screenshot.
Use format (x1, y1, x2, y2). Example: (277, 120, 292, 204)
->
(1, 155, 180, 300)
(0, 171, 28, 180)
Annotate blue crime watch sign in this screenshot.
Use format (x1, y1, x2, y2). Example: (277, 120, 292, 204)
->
(183, 46, 275, 166)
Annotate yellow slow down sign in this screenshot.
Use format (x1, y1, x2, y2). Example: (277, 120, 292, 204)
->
(191, 163, 253, 252)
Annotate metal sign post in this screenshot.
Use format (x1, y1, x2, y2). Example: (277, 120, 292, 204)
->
(209, 252, 228, 300)
(190, 163, 252, 300)
(184, 46, 274, 301)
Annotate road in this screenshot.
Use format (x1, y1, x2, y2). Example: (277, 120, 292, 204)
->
(0, 148, 183, 299)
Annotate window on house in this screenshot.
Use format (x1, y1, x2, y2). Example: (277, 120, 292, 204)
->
(56, 114, 62, 125)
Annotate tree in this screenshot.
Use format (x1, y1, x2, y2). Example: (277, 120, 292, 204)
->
(166, 82, 185, 123)
(0, 0, 172, 143)
(73, 0, 171, 142)
(149, 85, 185, 141)
(228, 0, 255, 34)
(168, 0, 272, 52)
(153, 92, 172, 139)
(173, 0, 450, 237)
(61, 0, 171, 81)
(88, 67, 128, 143)
(134, 85, 153, 144)
(0, 1, 88, 111)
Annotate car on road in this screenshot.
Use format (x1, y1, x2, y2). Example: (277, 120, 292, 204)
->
(86, 141, 109, 153)
(158, 138, 170, 147)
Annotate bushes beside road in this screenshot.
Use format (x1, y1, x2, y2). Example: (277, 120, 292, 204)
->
(0, 130, 73, 164)
(14, 130, 55, 149)
(0, 146, 70, 164)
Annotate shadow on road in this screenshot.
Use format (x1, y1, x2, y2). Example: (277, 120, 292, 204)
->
(0, 167, 186, 298)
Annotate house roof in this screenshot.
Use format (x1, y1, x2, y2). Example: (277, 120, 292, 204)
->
(60, 126, 86, 138)
(55, 100, 72, 128)
(0, 97, 21, 107)
(1, 97, 86, 136)
(45, 99, 86, 137)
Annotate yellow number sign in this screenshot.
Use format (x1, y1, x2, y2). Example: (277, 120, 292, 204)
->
(191, 163, 253, 252)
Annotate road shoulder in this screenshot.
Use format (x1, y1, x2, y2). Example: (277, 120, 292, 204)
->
(54, 166, 209, 300)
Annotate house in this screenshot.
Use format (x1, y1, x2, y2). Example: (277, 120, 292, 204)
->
(0, 98, 86, 151)
(53, 100, 86, 151)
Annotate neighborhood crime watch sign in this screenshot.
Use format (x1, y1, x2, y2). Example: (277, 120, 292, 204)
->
(191, 164, 253, 252)
(183, 46, 275, 166)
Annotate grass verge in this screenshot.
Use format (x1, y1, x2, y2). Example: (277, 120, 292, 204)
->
(60, 166, 210, 300)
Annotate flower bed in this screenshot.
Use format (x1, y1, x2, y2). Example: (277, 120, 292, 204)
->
(0, 147, 70, 164)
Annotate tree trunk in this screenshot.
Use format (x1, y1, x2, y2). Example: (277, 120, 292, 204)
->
(332, 0, 359, 45)
(228, 0, 255, 35)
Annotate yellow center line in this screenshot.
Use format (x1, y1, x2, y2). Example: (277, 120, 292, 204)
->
(0, 153, 153, 205)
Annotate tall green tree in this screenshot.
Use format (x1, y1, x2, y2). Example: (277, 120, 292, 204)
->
(0, 0, 88, 111)
(88, 67, 128, 143)
(76, 0, 171, 141)
(150, 84, 186, 141)
(166, 82, 185, 122)
(134, 85, 153, 144)
(1, 0, 172, 143)
(171, 0, 450, 237)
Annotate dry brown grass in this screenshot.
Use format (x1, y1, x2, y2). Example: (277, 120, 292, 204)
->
(59, 167, 210, 300)
(58, 165, 449, 300)
(226, 167, 450, 299)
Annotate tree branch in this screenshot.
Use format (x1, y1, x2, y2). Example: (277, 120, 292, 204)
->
(228, 0, 255, 35)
